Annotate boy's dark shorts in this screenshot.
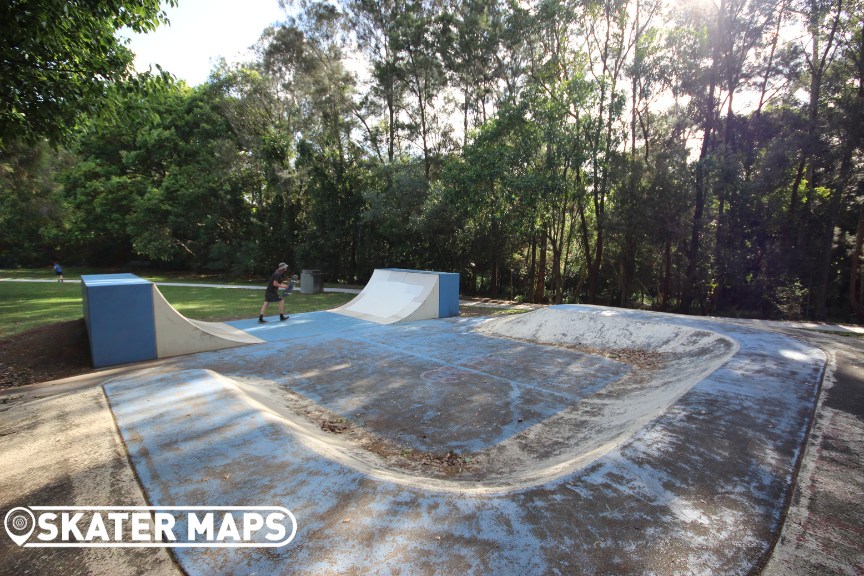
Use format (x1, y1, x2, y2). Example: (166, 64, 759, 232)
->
(264, 291, 282, 303)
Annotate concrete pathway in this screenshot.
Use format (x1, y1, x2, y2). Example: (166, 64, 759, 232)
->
(760, 331, 864, 576)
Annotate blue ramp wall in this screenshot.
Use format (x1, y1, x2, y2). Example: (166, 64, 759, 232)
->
(436, 272, 460, 318)
(81, 274, 157, 368)
(382, 269, 460, 319)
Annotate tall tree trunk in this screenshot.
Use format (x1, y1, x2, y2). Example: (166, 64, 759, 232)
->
(620, 232, 636, 307)
(622, 0, 642, 309)
(528, 233, 537, 302)
(801, 0, 843, 311)
(849, 28, 864, 321)
(551, 175, 569, 304)
(784, 159, 806, 253)
(386, 60, 397, 162)
(682, 7, 721, 313)
(534, 228, 547, 303)
(813, 151, 852, 319)
(490, 216, 500, 296)
(463, 90, 470, 150)
(662, 239, 672, 311)
(683, 121, 715, 313)
(850, 199, 864, 322)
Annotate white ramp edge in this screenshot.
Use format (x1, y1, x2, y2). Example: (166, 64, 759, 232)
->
(332, 269, 440, 324)
(152, 285, 264, 358)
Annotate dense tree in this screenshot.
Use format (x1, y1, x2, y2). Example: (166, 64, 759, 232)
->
(0, 139, 70, 266)
(5, 0, 864, 321)
(273, 3, 366, 277)
(59, 79, 262, 271)
(442, 102, 542, 296)
(346, 0, 406, 162)
(0, 0, 175, 148)
(439, 0, 507, 146)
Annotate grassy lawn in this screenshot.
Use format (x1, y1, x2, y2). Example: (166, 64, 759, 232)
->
(157, 285, 354, 322)
(0, 279, 356, 339)
(0, 282, 84, 338)
(0, 267, 265, 285)
(0, 267, 364, 289)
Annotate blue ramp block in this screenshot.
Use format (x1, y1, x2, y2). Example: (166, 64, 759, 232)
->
(81, 274, 157, 367)
(436, 272, 460, 318)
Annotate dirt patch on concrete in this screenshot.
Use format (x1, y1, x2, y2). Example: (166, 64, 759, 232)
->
(0, 320, 92, 390)
(268, 383, 478, 478)
(518, 338, 666, 370)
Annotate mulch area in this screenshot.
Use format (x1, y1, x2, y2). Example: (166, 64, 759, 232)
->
(0, 319, 93, 390)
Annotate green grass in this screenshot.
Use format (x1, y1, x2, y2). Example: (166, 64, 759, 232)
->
(0, 267, 364, 289)
(1, 266, 92, 281)
(0, 280, 355, 339)
(156, 286, 354, 322)
(0, 282, 85, 338)
(0, 267, 263, 285)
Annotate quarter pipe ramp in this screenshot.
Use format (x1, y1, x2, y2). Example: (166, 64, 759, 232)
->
(332, 268, 459, 324)
(82, 274, 263, 367)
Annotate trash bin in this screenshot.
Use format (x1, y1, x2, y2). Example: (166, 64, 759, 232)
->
(300, 269, 325, 294)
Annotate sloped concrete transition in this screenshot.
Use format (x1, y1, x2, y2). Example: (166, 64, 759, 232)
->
(101, 305, 825, 575)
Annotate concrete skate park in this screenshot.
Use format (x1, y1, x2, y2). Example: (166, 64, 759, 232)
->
(2, 269, 863, 575)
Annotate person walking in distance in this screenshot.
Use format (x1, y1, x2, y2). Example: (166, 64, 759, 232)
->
(259, 262, 290, 323)
(52, 261, 64, 282)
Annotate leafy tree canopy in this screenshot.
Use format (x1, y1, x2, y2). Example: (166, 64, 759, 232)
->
(0, 0, 175, 148)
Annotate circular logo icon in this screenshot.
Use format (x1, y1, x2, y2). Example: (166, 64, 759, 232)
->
(4, 507, 35, 546)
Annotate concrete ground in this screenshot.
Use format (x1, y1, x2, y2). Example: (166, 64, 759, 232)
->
(1, 305, 862, 575)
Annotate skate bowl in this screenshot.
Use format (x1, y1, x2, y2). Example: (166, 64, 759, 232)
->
(81, 273, 262, 367)
(107, 307, 739, 491)
(332, 268, 459, 324)
(464, 307, 740, 489)
(100, 304, 826, 574)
